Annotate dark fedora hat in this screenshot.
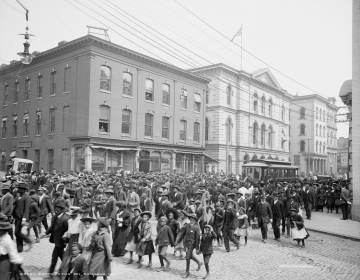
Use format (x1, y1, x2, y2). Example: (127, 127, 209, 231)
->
(166, 208, 179, 220)
(140, 211, 152, 219)
(186, 213, 198, 221)
(81, 217, 96, 223)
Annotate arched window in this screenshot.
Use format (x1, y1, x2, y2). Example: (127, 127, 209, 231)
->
(261, 123, 266, 146)
(205, 118, 209, 141)
(253, 122, 258, 145)
(323, 127, 325, 138)
(281, 105, 285, 121)
(122, 72, 133, 96)
(300, 124, 305, 136)
(121, 109, 132, 134)
(323, 111, 325, 122)
(100, 65, 111, 91)
(253, 92, 258, 113)
(226, 85, 232, 105)
(252, 154, 258, 160)
(244, 154, 250, 163)
(319, 109, 322, 121)
(319, 142, 322, 153)
(300, 140, 306, 152)
(261, 96, 266, 114)
(268, 125, 273, 148)
(226, 117, 233, 144)
(268, 98, 273, 117)
(300, 107, 306, 119)
(316, 141, 318, 153)
(316, 124, 318, 136)
(323, 142, 326, 154)
(320, 125, 322, 136)
(316, 107, 319, 120)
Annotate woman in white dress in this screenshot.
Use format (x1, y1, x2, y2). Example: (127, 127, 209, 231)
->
(289, 208, 309, 247)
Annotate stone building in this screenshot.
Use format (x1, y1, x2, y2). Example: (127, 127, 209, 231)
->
(191, 64, 292, 175)
(0, 35, 211, 173)
(290, 95, 337, 177)
(337, 137, 349, 177)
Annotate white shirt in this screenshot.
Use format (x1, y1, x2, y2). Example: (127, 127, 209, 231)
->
(0, 233, 23, 264)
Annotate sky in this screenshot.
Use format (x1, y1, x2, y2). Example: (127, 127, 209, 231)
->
(0, 0, 351, 137)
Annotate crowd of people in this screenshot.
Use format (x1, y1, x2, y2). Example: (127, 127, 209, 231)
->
(0, 170, 353, 280)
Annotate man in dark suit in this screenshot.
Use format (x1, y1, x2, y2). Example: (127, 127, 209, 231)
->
(1, 182, 14, 238)
(256, 195, 273, 243)
(222, 199, 239, 252)
(303, 186, 314, 220)
(271, 194, 283, 241)
(47, 199, 69, 276)
(172, 185, 185, 210)
(38, 186, 54, 235)
(12, 182, 31, 252)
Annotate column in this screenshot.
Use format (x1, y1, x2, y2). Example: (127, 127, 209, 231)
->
(84, 145, 92, 172)
(172, 152, 176, 173)
(120, 152, 124, 168)
(352, 0, 360, 220)
(192, 155, 195, 173)
(104, 150, 109, 172)
(70, 146, 75, 171)
(135, 149, 140, 171)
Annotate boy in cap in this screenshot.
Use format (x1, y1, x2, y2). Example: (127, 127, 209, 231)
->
(223, 199, 239, 252)
(155, 216, 174, 271)
(198, 224, 217, 279)
(136, 211, 155, 268)
(175, 213, 202, 278)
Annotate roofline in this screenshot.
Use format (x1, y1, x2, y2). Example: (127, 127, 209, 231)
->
(0, 35, 210, 84)
(293, 94, 337, 108)
(190, 63, 294, 99)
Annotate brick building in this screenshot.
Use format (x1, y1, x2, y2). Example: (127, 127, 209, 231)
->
(0, 35, 211, 173)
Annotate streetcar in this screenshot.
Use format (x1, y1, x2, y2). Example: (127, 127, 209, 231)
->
(242, 159, 298, 182)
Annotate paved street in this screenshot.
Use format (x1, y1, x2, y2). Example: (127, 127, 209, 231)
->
(22, 226, 360, 280)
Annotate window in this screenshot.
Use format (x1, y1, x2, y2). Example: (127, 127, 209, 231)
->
(180, 120, 187, 141)
(316, 124, 318, 136)
(194, 93, 201, 112)
(49, 108, 56, 133)
(300, 107, 305, 119)
(35, 111, 41, 135)
(281, 129, 286, 150)
(144, 113, 153, 137)
(48, 149, 54, 171)
(226, 85, 232, 105)
(319, 142, 322, 154)
(268, 99, 273, 117)
(100, 65, 111, 91)
(180, 88, 188, 109)
(34, 149, 40, 171)
(226, 118, 232, 144)
(3, 84, 8, 106)
(193, 122, 200, 142)
(162, 116, 170, 139)
(64, 65, 71, 92)
(319, 125, 322, 137)
(121, 109, 131, 134)
(206, 90, 209, 104)
(268, 125, 273, 148)
(145, 79, 154, 101)
(25, 78, 30, 100)
(253, 122, 258, 145)
(281, 105, 285, 121)
(319, 109, 322, 121)
(323, 142, 326, 153)
(300, 140, 306, 152)
(1, 118, 7, 138)
(261, 124, 266, 146)
(300, 124, 305, 136)
(62, 106, 70, 133)
(122, 72, 133, 96)
(22, 150, 28, 159)
(316, 107, 319, 120)
(205, 118, 209, 141)
(162, 83, 170, 105)
(253, 92, 258, 113)
(316, 141, 318, 153)
(99, 105, 110, 133)
(261, 96, 266, 114)
(23, 113, 29, 136)
(14, 81, 19, 103)
(50, 70, 56, 95)
(13, 115, 17, 137)
(323, 127, 325, 138)
(37, 74, 43, 97)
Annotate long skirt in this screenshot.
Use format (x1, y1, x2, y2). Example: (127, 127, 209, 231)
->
(71, 250, 92, 276)
(136, 240, 155, 256)
(88, 250, 111, 276)
(59, 233, 80, 278)
(112, 226, 130, 257)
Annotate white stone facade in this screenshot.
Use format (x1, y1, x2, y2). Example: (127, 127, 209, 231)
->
(192, 64, 291, 175)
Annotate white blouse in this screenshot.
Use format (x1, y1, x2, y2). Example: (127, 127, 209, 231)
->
(0, 233, 23, 264)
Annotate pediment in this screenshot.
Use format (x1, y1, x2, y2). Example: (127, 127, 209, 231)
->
(252, 68, 282, 89)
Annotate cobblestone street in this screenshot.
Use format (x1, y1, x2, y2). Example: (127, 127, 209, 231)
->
(22, 227, 360, 280)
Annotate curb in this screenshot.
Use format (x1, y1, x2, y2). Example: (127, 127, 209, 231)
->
(307, 227, 360, 242)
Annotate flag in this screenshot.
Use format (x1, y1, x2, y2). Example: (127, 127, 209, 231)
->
(231, 25, 243, 42)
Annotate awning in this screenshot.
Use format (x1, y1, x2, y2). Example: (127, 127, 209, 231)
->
(203, 153, 219, 162)
(269, 164, 298, 169)
(91, 145, 137, 151)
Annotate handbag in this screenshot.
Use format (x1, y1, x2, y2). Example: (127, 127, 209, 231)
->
(10, 265, 31, 280)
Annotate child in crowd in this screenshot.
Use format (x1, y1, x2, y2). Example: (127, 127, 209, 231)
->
(166, 209, 179, 256)
(237, 207, 249, 246)
(125, 208, 142, 264)
(136, 211, 155, 268)
(175, 213, 202, 278)
(199, 224, 217, 279)
(155, 216, 174, 271)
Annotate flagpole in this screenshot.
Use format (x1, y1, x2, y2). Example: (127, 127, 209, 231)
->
(240, 25, 243, 71)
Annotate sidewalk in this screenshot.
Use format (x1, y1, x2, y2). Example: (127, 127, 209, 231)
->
(305, 211, 360, 241)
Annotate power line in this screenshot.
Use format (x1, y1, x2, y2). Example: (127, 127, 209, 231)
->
(172, 0, 324, 96)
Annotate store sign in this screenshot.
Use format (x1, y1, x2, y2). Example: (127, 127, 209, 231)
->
(18, 141, 32, 148)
